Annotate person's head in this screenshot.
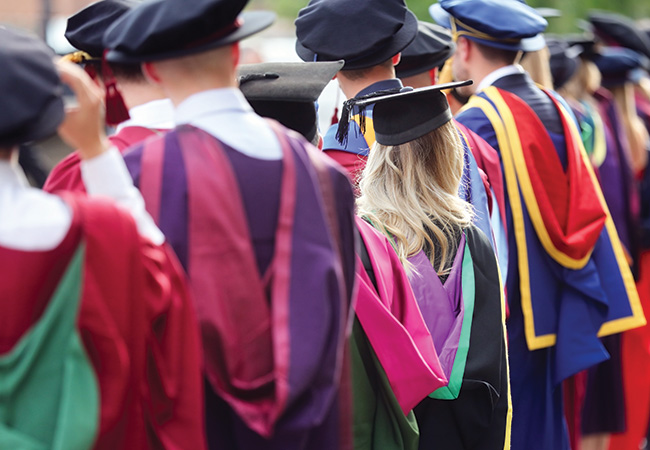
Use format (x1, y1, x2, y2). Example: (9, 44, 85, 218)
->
(104, 0, 275, 105)
(295, 0, 417, 97)
(336, 56, 401, 98)
(238, 61, 344, 147)
(356, 81, 473, 274)
(395, 21, 455, 89)
(0, 27, 64, 157)
(429, 0, 547, 96)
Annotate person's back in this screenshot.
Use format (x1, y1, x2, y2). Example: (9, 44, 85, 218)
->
(431, 0, 646, 448)
(103, 0, 358, 448)
(0, 27, 205, 449)
(44, 0, 174, 194)
(356, 83, 511, 450)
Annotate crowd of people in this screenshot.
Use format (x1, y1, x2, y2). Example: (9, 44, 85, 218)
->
(2, 0, 650, 448)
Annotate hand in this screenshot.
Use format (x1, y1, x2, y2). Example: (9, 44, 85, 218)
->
(56, 59, 110, 160)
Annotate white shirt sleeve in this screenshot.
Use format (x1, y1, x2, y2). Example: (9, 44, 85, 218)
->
(81, 147, 165, 245)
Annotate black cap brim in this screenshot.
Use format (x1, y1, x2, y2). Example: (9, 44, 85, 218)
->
(295, 9, 418, 70)
(106, 11, 275, 63)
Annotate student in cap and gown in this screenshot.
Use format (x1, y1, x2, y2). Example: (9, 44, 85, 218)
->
(552, 40, 642, 450)
(44, 0, 174, 194)
(0, 27, 205, 449)
(295, 0, 496, 254)
(355, 82, 511, 450)
(396, 20, 509, 282)
(103, 0, 358, 448)
(589, 11, 650, 175)
(430, 0, 646, 448)
(238, 61, 450, 450)
(589, 46, 650, 450)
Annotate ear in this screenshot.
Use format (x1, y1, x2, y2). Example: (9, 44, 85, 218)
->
(391, 53, 402, 66)
(142, 62, 162, 85)
(232, 42, 240, 67)
(457, 37, 471, 63)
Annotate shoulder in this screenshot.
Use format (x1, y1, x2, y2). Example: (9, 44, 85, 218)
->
(464, 225, 498, 270)
(70, 195, 140, 249)
(43, 151, 84, 193)
(322, 121, 370, 156)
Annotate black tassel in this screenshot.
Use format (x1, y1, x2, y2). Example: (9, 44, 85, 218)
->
(334, 86, 405, 146)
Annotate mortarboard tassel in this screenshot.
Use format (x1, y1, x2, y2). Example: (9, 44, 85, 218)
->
(335, 87, 405, 145)
(102, 50, 130, 126)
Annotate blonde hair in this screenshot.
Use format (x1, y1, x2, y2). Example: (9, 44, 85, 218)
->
(611, 83, 649, 174)
(521, 47, 554, 90)
(357, 121, 473, 275)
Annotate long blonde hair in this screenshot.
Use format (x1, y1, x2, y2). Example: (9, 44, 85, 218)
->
(357, 121, 473, 275)
(611, 83, 649, 174)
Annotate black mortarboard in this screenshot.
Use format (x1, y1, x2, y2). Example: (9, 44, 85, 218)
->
(563, 33, 599, 59)
(396, 21, 455, 79)
(65, 0, 134, 59)
(0, 26, 64, 148)
(350, 80, 472, 146)
(546, 38, 579, 89)
(588, 11, 650, 60)
(238, 61, 344, 144)
(295, 0, 418, 70)
(592, 47, 648, 87)
(104, 0, 275, 63)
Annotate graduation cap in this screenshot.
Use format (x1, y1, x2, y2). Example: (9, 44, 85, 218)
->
(429, 0, 547, 52)
(343, 80, 473, 146)
(295, 0, 418, 70)
(238, 61, 344, 144)
(546, 38, 579, 89)
(104, 0, 275, 63)
(588, 11, 650, 60)
(0, 26, 64, 148)
(65, 0, 134, 60)
(64, 0, 136, 125)
(395, 21, 456, 79)
(592, 47, 649, 87)
(562, 33, 599, 59)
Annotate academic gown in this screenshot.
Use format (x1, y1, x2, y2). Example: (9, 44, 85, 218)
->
(0, 195, 205, 450)
(44, 126, 165, 193)
(609, 88, 650, 450)
(405, 225, 511, 450)
(124, 123, 357, 450)
(456, 73, 645, 450)
(351, 218, 448, 450)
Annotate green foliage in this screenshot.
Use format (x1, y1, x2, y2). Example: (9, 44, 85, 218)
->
(248, 0, 650, 35)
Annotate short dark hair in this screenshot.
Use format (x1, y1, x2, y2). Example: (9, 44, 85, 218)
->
(84, 60, 145, 83)
(473, 41, 519, 65)
(340, 57, 394, 81)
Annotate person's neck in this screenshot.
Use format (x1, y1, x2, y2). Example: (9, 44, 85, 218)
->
(0, 147, 16, 161)
(338, 72, 396, 99)
(117, 81, 167, 110)
(467, 61, 511, 94)
(165, 77, 237, 107)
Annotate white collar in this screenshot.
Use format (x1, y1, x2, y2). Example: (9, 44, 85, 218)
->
(477, 64, 525, 92)
(115, 98, 175, 133)
(0, 157, 29, 190)
(174, 88, 252, 126)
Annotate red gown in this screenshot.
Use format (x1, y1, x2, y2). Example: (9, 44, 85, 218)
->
(0, 195, 206, 449)
(44, 126, 163, 193)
